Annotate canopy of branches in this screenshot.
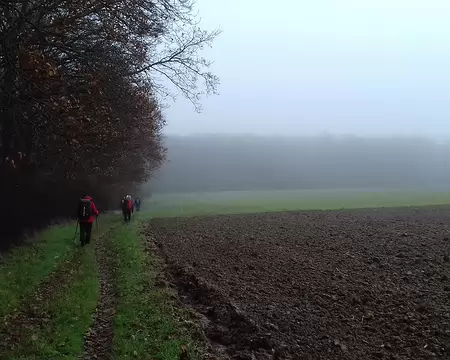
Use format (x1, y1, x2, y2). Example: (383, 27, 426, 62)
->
(0, 0, 219, 246)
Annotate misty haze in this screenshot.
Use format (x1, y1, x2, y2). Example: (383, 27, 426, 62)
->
(151, 134, 450, 193)
(2, 1, 450, 359)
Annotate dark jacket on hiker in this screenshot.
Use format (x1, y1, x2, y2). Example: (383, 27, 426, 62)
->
(79, 195, 99, 223)
(134, 198, 141, 210)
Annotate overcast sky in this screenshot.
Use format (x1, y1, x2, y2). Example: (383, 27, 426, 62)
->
(163, 0, 450, 138)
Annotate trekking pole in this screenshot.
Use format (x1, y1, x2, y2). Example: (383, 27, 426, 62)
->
(73, 221, 79, 242)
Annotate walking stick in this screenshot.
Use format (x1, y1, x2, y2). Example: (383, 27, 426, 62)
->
(73, 221, 79, 242)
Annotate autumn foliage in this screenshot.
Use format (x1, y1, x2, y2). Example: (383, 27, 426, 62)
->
(0, 0, 219, 248)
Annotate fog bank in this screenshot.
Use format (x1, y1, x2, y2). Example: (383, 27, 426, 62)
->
(148, 135, 450, 193)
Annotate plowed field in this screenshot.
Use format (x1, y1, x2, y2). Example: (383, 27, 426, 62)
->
(149, 208, 450, 360)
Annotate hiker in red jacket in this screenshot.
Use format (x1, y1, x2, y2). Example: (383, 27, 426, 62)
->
(77, 195, 99, 246)
(122, 195, 134, 222)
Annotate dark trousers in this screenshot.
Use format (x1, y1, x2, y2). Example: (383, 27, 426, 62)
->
(80, 222, 93, 246)
(123, 210, 132, 222)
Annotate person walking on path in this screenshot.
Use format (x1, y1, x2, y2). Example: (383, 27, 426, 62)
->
(77, 195, 99, 246)
(134, 197, 141, 211)
(122, 195, 134, 222)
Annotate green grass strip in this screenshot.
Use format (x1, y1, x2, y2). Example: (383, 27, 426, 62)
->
(38, 245, 99, 359)
(28, 216, 119, 359)
(1, 216, 117, 360)
(148, 190, 450, 218)
(5, 245, 99, 360)
(111, 214, 203, 359)
(0, 223, 78, 319)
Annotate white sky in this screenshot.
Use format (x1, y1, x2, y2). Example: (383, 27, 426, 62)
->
(163, 0, 450, 137)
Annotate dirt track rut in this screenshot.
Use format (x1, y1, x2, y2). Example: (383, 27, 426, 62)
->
(82, 231, 117, 360)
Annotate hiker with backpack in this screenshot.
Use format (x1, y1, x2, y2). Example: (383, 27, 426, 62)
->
(122, 195, 134, 222)
(134, 197, 141, 211)
(77, 195, 99, 246)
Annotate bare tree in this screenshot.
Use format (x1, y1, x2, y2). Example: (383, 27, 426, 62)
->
(131, 23, 221, 111)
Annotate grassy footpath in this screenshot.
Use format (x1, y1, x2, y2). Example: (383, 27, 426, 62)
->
(1, 213, 204, 360)
(5, 246, 99, 360)
(110, 214, 204, 360)
(0, 223, 78, 320)
(0, 216, 118, 360)
(37, 245, 99, 359)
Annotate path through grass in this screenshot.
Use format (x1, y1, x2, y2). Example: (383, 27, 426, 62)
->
(1, 246, 99, 359)
(0, 217, 115, 359)
(0, 213, 204, 360)
(0, 223, 78, 320)
(111, 214, 203, 360)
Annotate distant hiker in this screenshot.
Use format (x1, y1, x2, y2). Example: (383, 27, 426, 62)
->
(135, 197, 141, 211)
(120, 196, 125, 210)
(122, 195, 134, 222)
(77, 195, 99, 246)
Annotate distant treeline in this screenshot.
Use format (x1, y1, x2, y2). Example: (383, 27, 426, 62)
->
(149, 135, 450, 193)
